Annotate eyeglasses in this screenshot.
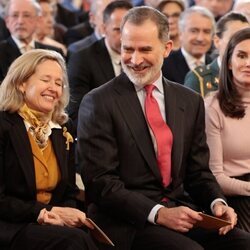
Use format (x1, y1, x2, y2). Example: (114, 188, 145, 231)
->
(8, 12, 35, 21)
(164, 12, 181, 19)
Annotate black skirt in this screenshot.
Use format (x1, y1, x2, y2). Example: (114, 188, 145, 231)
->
(227, 174, 250, 233)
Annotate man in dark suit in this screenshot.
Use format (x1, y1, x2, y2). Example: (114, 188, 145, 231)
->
(67, 0, 132, 130)
(68, 0, 113, 55)
(0, 36, 64, 82)
(77, 6, 250, 250)
(162, 6, 214, 84)
(0, 0, 64, 82)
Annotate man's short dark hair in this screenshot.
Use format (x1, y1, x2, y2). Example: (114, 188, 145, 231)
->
(103, 0, 133, 24)
(216, 12, 249, 38)
(120, 6, 169, 43)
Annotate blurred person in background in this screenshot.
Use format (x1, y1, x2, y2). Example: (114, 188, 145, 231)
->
(68, 0, 113, 54)
(194, 0, 234, 21)
(233, 0, 250, 22)
(184, 12, 249, 97)
(157, 0, 185, 51)
(67, 0, 132, 130)
(35, 0, 67, 56)
(0, 0, 64, 82)
(162, 6, 215, 84)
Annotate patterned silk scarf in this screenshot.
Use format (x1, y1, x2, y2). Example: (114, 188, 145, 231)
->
(18, 104, 52, 149)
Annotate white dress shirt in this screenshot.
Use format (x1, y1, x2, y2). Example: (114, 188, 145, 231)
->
(12, 35, 35, 54)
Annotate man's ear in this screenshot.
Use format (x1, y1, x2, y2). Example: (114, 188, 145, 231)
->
(163, 40, 173, 58)
(101, 23, 106, 36)
(213, 34, 220, 50)
(89, 11, 95, 27)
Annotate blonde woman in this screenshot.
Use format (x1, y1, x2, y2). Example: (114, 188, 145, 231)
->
(0, 50, 97, 250)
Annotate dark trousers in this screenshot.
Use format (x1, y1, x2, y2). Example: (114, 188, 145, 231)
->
(95, 222, 250, 250)
(10, 223, 98, 250)
(131, 223, 250, 250)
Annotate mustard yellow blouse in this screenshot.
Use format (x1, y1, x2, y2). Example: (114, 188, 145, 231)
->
(28, 132, 61, 204)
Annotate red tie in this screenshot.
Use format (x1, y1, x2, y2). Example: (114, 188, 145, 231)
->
(144, 84, 173, 187)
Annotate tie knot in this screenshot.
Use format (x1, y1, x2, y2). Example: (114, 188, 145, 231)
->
(144, 84, 155, 95)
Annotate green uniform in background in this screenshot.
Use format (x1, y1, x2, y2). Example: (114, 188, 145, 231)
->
(184, 58, 219, 97)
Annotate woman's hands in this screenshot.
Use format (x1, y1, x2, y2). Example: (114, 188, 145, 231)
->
(37, 207, 94, 229)
(37, 208, 64, 226)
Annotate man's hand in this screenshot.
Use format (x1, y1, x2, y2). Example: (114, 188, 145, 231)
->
(156, 206, 203, 232)
(212, 202, 237, 235)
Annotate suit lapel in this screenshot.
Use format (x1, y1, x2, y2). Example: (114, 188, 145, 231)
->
(6, 37, 21, 70)
(177, 51, 190, 82)
(5, 113, 36, 195)
(114, 75, 162, 181)
(163, 79, 185, 187)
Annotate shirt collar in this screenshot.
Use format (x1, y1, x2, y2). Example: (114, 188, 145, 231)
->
(23, 119, 61, 131)
(11, 35, 35, 51)
(104, 38, 121, 65)
(181, 47, 205, 69)
(217, 56, 221, 69)
(134, 72, 163, 94)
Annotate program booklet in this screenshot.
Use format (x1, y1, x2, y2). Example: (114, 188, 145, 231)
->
(195, 212, 231, 230)
(86, 218, 115, 246)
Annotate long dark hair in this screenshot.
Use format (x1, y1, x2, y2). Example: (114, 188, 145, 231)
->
(218, 27, 250, 118)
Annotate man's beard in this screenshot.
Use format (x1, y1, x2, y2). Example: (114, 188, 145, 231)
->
(121, 58, 163, 87)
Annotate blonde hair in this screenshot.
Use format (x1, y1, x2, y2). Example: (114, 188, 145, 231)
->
(0, 49, 69, 125)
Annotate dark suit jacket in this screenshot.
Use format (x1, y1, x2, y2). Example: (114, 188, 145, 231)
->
(0, 112, 78, 247)
(0, 37, 64, 83)
(78, 73, 226, 249)
(68, 32, 98, 55)
(64, 21, 93, 46)
(0, 17, 10, 42)
(55, 3, 79, 28)
(67, 38, 115, 130)
(162, 49, 212, 85)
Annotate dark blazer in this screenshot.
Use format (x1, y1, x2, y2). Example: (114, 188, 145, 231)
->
(162, 49, 212, 85)
(67, 38, 115, 130)
(0, 17, 10, 42)
(64, 21, 93, 46)
(0, 112, 78, 247)
(68, 32, 98, 55)
(0, 37, 64, 83)
(78, 73, 226, 249)
(55, 3, 79, 28)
